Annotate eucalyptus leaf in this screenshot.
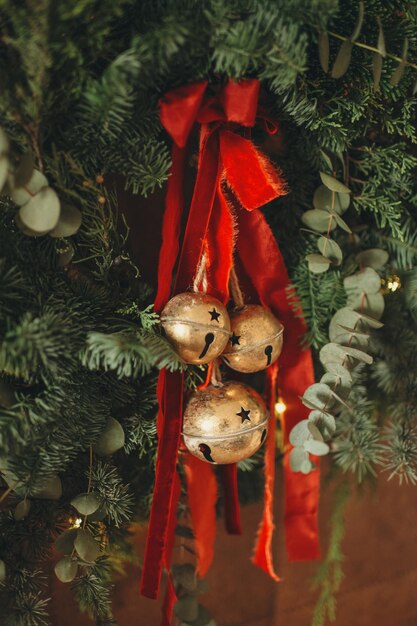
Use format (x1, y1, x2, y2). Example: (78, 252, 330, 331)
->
(304, 439, 330, 456)
(54, 556, 78, 583)
(302, 209, 334, 232)
(9, 169, 48, 206)
(320, 371, 352, 400)
(390, 37, 408, 87)
(376, 17, 386, 56)
(0, 156, 8, 191)
(351, 1, 365, 42)
(317, 236, 342, 265)
(71, 492, 101, 516)
(49, 203, 82, 238)
(320, 342, 372, 368)
(55, 528, 78, 554)
(0, 127, 9, 154)
(308, 410, 336, 439)
(289, 420, 310, 446)
(331, 211, 352, 233)
(355, 248, 388, 270)
(347, 291, 385, 320)
(14, 499, 31, 520)
(301, 458, 314, 474)
(15, 153, 34, 188)
(0, 559, 6, 583)
(172, 563, 197, 592)
(320, 172, 350, 194)
(15, 213, 51, 237)
(331, 39, 353, 79)
(289, 446, 309, 472)
(313, 185, 350, 214)
(93, 417, 125, 456)
(302, 383, 336, 411)
(88, 503, 107, 522)
(174, 596, 199, 622)
(307, 422, 323, 441)
(19, 187, 60, 234)
(344, 267, 381, 296)
(306, 253, 331, 274)
(318, 31, 329, 73)
(74, 529, 101, 563)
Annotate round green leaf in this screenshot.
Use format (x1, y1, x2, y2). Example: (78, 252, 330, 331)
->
(302, 209, 335, 233)
(71, 492, 101, 516)
(304, 439, 330, 456)
(87, 503, 107, 522)
(306, 253, 331, 274)
(344, 267, 381, 296)
(331, 39, 353, 79)
(320, 342, 373, 367)
(54, 556, 78, 583)
(10, 169, 48, 206)
(347, 291, 385, 320)
(318, 31, 329, 73)
(307, 422, 324, 441)
(0, 559, 6, 583)
(355, 248, 389, 270)
(19, 187, 60, 234)
(49, 204, 82, 238)
(313, 185, 350, 214)
(174, 596, 199, 622)
(15, 213, 51, 237)
(289, 447, 309, 472)
(74, 529, 101, 563)
(14, 499, 31, 520)
(302, 383, 337, 411)
(15, 153, 34, 188)
(289, 420, 310, 446)
(0, 156, 8, 191)
(320, 371, 352, 401)
(172, 563, 197, 592)
(0, 127, 9, 154)
(317, 236, 342, 265)
(93, 417, 125, 457)
(320, 172, 350, 194)
(31, 474, 62, 500)
(332, 211, 352, 233)
(308, 410, 336, 439)
(55, 528, 78, 554)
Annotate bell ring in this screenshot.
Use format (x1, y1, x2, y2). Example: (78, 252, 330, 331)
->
(161, 292, 231, 364)
(222, 304, 284, 373)
(182, 380, 269, 464)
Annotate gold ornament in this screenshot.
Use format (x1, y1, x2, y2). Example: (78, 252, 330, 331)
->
(222, 305, 284, 373)
(161, 292, 231, 364)
(182, 381, 268, 464)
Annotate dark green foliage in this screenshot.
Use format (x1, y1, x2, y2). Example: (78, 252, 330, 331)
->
(0, 0, 416, 624)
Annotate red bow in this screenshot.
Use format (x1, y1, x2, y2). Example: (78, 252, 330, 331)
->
(141, 80, 320, 623)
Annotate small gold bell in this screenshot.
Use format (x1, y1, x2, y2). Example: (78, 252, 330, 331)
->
(222, 305, 284, 373)
(161, 292, 231, 364)
(182, 381, 268, 464)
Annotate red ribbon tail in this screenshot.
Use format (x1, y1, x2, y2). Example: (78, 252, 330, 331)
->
(160, 471, 182, 626)
(140, 371, 184, 599)
(236, 208, 320, 564)
(183, 454, 218, 576)
(252, 362, 281, 581)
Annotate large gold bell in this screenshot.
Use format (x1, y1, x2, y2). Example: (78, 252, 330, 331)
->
(160, 292, 231, 364)
(182, 381, 269, 464)
(222, 305, 284, 373)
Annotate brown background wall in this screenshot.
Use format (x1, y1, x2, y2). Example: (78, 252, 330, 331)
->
(51, 460, 417, 626)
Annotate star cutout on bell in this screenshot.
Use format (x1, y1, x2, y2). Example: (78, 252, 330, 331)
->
(230, 332, 241, 346)
(236, 407, 251, 423)
(209, 308, 221, 322)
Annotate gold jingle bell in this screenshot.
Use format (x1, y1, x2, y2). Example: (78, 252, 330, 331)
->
(222, 304, 284, 373)
(160, 292, 231, 364)
(182, 381, 269, 465)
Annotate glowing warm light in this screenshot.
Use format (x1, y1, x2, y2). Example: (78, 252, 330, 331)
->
(71, 517, 82, 528)
(387, 279, 400, 292)
(275, 401, 287, 415)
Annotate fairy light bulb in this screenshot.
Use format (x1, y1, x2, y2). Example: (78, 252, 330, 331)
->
(275, 400, 286, 415)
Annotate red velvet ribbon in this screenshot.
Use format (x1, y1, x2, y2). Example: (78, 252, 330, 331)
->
(141, 80, 320, 617)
